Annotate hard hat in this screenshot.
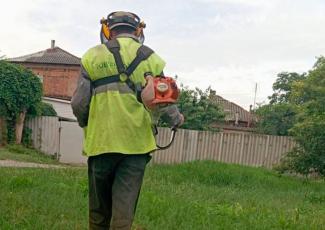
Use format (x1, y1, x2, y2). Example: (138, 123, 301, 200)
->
(107, 11, 141, 30)
(100, 11, 146, 43)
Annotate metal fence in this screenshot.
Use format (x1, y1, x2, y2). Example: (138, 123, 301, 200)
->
(25, 116, 60, 156)
(154, 129, 296, 168)
(25, 117, 296, 168)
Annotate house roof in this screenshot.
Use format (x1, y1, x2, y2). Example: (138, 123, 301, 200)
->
(210, 93, 255, 123)
(43, 97, 76, 121)
(7, 47, 80, 65)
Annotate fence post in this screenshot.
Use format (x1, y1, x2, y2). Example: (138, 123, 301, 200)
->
(239, 133, 245, 164)
(262, 135, 270, 167)
(217, 132, 224, 162)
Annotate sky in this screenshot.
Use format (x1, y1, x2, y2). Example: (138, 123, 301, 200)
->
(1, 0, 325, 109)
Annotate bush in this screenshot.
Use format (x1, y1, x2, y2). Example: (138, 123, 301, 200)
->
(287, 117, 325, 176)
(40, 102, 57, 116)
(22, 127, 33, 147)
(0, 61, 42, 144)
(175, 86, 224, 131)
(277, 116, 325, 177)
(255, 103, 297, 136)
(272, 57, 325, 177)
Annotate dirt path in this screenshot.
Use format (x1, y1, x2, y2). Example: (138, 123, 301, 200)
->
(0, 159, 66, 169)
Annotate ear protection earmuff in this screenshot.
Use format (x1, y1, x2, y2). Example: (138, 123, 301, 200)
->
(135, 21, 146, 37)
(135, 21, 146, 44)
(100, 18, 110, 42)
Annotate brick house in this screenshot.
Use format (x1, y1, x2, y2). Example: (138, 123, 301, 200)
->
(8, 40, 81, 100)
(209, 91, 257, 133)
(8, 40, 80, 121)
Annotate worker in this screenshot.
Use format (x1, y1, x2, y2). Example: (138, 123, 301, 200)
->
(71, 11, 184, 230)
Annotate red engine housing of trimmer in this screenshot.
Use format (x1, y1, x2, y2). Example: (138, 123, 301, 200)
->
(141, 76, 179, 109)
(152, 76, 179, 104)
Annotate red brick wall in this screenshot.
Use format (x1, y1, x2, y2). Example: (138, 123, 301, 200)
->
(19, 63, 80, 100)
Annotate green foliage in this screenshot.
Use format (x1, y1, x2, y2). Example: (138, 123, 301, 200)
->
(256, 57, 325, 176)
(39, 102, 57, 116)
(0, 61, 21, 117)
(0, 61, 42, 116)
(277, 118, 325, 176)
(22, 127, 33, 147)
(259, 56, 325, 176)
(255, 72, 304, 136)
(268, 72, 306, 104)
(0, 61, 43, 144)
(26, 101, 57, 118)
(255, 103, 297, 136)
(284, 57, 325, 176)
(6, 119, 15, 143)
(290, 57, 325, 111)
(175, 86, 224, 131)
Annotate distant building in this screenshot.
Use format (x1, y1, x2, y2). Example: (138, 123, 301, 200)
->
(209, 91, 257, 133)
(8, 40, 81, 100)
(8, 40, 80, 121)
(42, 97, 76, 121)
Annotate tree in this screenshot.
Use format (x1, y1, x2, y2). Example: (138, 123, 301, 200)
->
(169, 86, 224, 131)
(286, 117, 325, 176)
(283, 57, 325, 176)
(255, 72, 303, 136)
(0, 61, 42, 145)
(255, 103, 297, 136)
(268, 72, 306, 104)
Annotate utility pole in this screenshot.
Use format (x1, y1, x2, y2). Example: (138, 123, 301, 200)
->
(253, 83, 257, 110)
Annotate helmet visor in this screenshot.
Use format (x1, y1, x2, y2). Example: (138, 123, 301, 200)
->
(107, 11, 140, 29)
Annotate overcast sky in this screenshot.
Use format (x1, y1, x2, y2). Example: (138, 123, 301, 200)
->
(1, 0, 325, 109)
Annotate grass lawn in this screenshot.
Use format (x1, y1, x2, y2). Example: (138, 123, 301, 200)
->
(0, 145, 59, 164)
(0, 147, 324, 229)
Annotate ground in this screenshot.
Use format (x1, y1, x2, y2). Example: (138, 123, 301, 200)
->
(0, 146, 324, 230)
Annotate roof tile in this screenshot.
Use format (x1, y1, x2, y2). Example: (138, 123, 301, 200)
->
(210, 94, 255, 123)
(7, 47, 80, 65)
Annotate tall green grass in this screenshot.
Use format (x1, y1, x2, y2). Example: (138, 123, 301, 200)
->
(136, 162, 325, 230)
(0, 160, 324, 229)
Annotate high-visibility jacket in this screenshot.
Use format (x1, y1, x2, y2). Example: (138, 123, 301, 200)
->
(71, 35, 165, 156)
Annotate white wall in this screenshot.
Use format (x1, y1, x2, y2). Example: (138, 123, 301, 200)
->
(59, 121, 87, 164)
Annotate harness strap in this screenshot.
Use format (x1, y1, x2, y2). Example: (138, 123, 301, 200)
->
(104, 39, 125, 74)
(125, 45, 154, 76)
(92, 74, 120, 88)
(92, 38, 154, 93)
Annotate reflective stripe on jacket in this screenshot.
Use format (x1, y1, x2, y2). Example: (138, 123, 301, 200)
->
(72, 36, 165, 156)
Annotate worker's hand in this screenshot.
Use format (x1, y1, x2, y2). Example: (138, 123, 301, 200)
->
(176, 113, 184, 127)
(158, 105, 184, 129)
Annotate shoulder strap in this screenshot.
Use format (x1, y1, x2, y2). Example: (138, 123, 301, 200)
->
(93, 41, 155, 91)
(104, 39, 154, 77)
(104, 39, 125, 74)
(125, 45, 154, 76)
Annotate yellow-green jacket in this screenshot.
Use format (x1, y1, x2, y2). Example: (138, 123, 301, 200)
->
(71, 34, 165, 156)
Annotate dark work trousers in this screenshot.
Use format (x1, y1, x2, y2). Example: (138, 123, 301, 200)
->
(88, 153, 151, 230)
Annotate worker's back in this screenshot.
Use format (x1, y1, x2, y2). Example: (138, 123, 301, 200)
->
(81, 35, 165, 156)
(71, 12, 184, 230)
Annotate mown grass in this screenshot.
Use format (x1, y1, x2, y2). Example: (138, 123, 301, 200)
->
(0, 148, 324, 229)
(0, 145, 59, 164)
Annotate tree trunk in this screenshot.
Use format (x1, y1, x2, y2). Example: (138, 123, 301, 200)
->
(0, 117, 7, 146)
(15, 110, 27, 144)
